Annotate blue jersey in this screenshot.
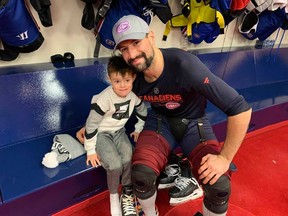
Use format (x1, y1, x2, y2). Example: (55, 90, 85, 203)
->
(133, 48, 250, 119)
(241, 7, 287, 41)
(0, 0, 41, 47)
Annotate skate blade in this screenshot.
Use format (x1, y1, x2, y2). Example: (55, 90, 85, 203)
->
(158, 182, 174, 190)
(169, 188, 204, 206)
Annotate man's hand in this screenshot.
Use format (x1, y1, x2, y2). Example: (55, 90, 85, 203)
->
(86, 153, 101, 167)
(198, 154, 230, 185)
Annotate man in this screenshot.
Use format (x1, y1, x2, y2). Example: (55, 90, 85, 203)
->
(77, 15, 252, 216)
(112, 14, 252, 216)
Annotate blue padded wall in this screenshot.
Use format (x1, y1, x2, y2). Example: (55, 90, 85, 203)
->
(0, 60, 109, 148)
(199, 48, 288, 124)
(1, 48, 288, 147)
(198, 48, 288, 90)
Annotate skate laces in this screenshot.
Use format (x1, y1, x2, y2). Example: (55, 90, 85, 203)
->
(164, 164, 181, 177)
(174, 176, 198, 190)
(121, 194, 135, 215)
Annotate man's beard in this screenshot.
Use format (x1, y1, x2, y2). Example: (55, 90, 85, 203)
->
(128, 51, 154, 72)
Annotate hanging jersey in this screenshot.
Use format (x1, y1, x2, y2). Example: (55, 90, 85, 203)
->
(238, 0, 276, 38)
(230, 0, 251, 11)
(245, 0, 273, 13)
(0, 0, 41, 47)
(268, 0, 287, 11)
(163, 0, 225, 43)
(186, 21, 221, 44)
(241, 7, 287, 40)
(30, 0, 53, 27)
(209, 0, 231, 14)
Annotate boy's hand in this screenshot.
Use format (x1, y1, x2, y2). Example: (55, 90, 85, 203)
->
(130, 132, 140, 142)
(86, 153, 101, 167)
(76, 127, 85, 144)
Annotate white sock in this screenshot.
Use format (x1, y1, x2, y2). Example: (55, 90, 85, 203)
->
(137, 192, 157, 216)
(203, 203, 227, 216)
(110, 193, 121, 216)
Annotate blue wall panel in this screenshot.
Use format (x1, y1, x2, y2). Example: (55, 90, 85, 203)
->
(223, 50, 257, 89)
(1, 48, 288, 147)
(199, 48, 288, 90)
(0, 63, 108, 147)
(197, 52, 228, 79)
(254, 48, 288, 85)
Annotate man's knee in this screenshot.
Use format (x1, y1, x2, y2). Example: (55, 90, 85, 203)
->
(203, 175, 231, 214)
(132, 130, 171, 175)
(188, 141, 222, 179)
(131, 164, 158, 199)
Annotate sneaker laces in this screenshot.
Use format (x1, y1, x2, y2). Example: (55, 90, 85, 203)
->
(51, 141, 71, 161)
(164, 164, 181, 177)
(174, 176, 198, 190)
(121, 194, 135, 215)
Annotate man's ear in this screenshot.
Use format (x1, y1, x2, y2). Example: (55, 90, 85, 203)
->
(148, 30, 155, 44)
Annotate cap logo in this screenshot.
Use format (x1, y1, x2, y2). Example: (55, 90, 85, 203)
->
(116, 21, 130, 34)
(105, 39, 115, 46)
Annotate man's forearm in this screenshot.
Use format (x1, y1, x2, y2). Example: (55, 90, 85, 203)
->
(220, 108, 252, 161)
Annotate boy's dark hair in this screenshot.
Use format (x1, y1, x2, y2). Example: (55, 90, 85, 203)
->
(107, 55, 136, 77)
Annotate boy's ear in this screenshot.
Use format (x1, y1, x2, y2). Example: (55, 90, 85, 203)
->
(132, 73, 137, 81)
(106, 75, 112, 83)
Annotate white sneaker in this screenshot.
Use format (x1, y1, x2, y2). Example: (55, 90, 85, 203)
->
(110, 193, 122, 216)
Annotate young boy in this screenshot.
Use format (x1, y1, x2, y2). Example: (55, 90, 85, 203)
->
(84, 56, 147, 216)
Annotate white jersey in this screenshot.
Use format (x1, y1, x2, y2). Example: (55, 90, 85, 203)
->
(84, 86, 147, 155)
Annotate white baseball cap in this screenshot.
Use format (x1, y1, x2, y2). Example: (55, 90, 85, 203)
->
(112, 15, 150, 50)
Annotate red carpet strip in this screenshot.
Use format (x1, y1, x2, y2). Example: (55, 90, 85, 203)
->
(53, 121, 288, 216)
